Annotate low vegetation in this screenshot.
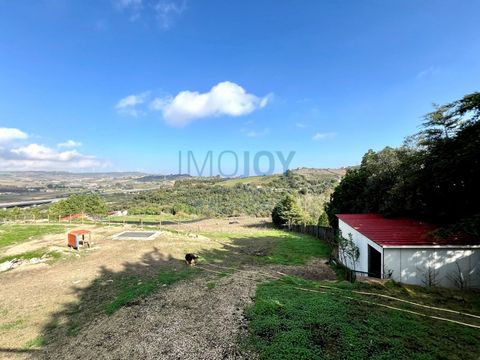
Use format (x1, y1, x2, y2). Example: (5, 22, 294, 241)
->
(1, 220, 478, 358)
(0, 224, 65, 249)
(0, 248, 61, 264)
(104, 268, 199, 315)
(200, 230, 330, 266)
(106, 213, 199, 223)
(247, 277, 480, 360)
(264, 232, 330, 265)
(116, 169, 342, 220)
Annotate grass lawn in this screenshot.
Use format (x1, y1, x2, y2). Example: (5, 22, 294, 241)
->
(0, 224, 65, 250)
(247, 277, 480, 360)
(201, 230, 331, 266)
(265, 232, 330, 265)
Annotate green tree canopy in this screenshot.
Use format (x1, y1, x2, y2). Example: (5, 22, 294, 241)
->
(272, 194, 305, 229)
(326, 92, 480, 235)
(49, 194, 107, 218)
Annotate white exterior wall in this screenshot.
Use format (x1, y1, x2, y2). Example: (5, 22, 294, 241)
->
(384, 248, 480, 288)
(338, 220, 383, 274)
(338, 219, 480, 289)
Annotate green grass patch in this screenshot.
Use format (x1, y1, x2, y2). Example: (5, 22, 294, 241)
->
(0, 248, 62, 264)
(216, 269, 235, 278)
(201, 229, 330, 266)
(264, 232, 330, 265)
(0, 319, 24, 331)
(104, 268, 198, 315)
(199, 229, 281, 240)
(247, 277, 480, 360)
(23, 336, 45, 349)
(107, 213, 198, 223)
(0, 225, 65, 249)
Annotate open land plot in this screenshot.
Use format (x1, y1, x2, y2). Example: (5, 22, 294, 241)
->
(0, 219, 479, 360)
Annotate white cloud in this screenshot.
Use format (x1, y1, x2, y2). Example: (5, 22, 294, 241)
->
(0, 127, 107, 170)
(0, 128, 28, 143)
(115, 91, 150, 117)
(296, 122, 306, 128)
(150, 81, 272, 127)
(245, 128, 270, 138)
(114, 0, 185, 27)
(0, 143, 106, 171)
(116, 0, 143, 9)
(312, 132, 336, 141)
(58, 139, 82, 148)
(155, 1, 186, 29)
(416, 66, 439, 79)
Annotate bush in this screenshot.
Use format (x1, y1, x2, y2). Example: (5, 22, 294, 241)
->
(272, 194, 305, 229)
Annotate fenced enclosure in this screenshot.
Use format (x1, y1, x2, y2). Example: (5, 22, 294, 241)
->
(288, 224, 336, 245)
(287, 224, 383, 283)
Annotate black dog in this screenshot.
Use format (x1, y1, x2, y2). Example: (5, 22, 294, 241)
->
(185, 253, 198, 265)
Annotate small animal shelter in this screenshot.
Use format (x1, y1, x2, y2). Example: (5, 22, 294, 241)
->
(67, 229, 91, 250)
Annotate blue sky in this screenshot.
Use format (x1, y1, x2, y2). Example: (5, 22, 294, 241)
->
(0, 0, 479, 174)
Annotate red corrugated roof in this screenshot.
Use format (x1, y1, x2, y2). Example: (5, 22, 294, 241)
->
(336, 214, 479, 247)
(61, 213, 84, 221)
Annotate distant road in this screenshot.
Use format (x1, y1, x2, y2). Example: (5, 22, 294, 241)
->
(0, 198, 65, 209)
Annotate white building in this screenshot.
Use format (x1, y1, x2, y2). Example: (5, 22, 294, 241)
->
(337, 214, 480, 288)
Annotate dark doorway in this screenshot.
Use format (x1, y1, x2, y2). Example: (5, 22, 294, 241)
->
(368, 245, 382, 278)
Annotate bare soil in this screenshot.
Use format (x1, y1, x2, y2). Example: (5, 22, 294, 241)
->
(0, 218, 334, 360)
(41, 270, 262, 360)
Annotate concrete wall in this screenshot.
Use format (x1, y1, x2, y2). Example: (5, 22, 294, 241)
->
(384, 248, 480, 288)
(338, 220, 383, 274)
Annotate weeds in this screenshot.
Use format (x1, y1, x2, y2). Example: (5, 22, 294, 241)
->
(0, 225, 65, 249)
(246, 277, 480, 359)
(0, 249, 62, 264)
(104, 268, 199, 315)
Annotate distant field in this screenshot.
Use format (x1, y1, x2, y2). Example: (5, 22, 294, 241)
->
(107, 213, 199, 223)
(0, 224, 65, 249)
(217, 175, 280, 187)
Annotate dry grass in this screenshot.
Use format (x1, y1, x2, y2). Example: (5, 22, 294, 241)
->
(0, 218, 284, 359)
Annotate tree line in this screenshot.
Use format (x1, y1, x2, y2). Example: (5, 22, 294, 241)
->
(324, 92, 480, 235)
(114, 170, 340, 219)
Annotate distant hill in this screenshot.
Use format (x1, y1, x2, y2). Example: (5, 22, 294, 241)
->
(216, 168, 347, 188)
(0, 171, 148, 179)
(136, 174, 192, 182)
(117, 168, 348, 220)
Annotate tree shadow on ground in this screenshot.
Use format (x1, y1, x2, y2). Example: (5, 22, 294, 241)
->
(19, 233, 292, 359)
(39, 248, 178, 350)
(237, 221, 275, 230)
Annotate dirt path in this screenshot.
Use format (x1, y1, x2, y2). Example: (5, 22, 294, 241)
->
(40, 269, 263, 360)
(0, 225, 224, 358)
(0, 219, 336, 360)
(37, 258, 336, 360)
